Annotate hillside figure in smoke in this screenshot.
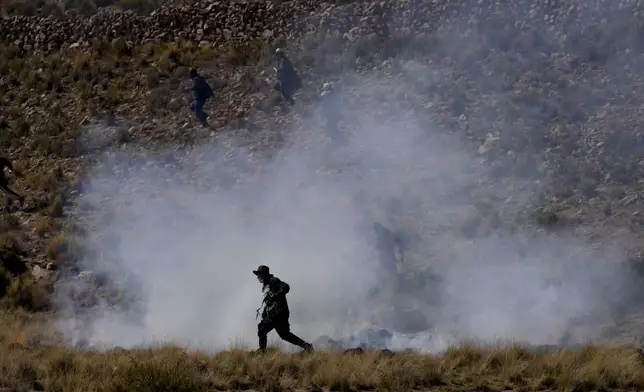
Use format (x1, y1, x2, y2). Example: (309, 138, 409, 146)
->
(273, 48, 302, 105)
(319, 82, 346, 146)
(189, 68, 214, 126)
(373, 222, 406, 278)
(253, 265, 314, 353)
(0, 157, 24, 206)
(367, 219, 432, 334)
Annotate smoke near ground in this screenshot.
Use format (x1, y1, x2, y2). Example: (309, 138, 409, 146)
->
(52, 1, 644, 353)
(50, 68, 637, 354)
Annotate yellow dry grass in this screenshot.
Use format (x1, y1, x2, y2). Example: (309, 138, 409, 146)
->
(0, 310, 641, 391)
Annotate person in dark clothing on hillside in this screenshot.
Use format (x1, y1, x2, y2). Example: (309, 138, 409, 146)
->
(189, 68, 214, 126)
(273, 48, 302, 105)
(0, 157, 24, 206)
(253, 265, 313, 353)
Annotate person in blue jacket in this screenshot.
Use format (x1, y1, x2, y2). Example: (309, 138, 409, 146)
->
(189, 68, 214, 126)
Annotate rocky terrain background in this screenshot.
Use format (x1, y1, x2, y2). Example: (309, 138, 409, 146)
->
(2, 0, 644, 346)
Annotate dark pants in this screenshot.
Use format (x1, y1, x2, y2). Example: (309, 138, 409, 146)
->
(273, 82, 295, 104)
(190, 99, 208, 124)
(258, 317, 309, 350)
(0, 178, 23, 204)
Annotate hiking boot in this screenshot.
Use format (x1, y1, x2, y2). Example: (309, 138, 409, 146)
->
(302, 343, 314, 353)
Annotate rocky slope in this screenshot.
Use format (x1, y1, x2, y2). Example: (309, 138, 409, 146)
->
(2, 0, 644, 343)
(2, 0, 643, 56)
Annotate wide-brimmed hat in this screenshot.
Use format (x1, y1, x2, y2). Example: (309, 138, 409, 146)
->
(253, 265, 270, 276)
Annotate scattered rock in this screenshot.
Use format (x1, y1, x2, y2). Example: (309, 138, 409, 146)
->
(77, 270, 94, 281)
(478, 132, 501, 155)
(31, 265, 51, 280)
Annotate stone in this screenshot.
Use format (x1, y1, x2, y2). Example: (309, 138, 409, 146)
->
(31, 265, 51, 280)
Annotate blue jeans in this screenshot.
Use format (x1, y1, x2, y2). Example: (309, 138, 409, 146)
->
(190, 99, 207, 123)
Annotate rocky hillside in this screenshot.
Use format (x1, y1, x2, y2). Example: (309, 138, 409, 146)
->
(2, 0, 644, 327)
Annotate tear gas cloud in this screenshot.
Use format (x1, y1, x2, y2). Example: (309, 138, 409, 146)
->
(54, 3, 642, 353)
(53, 72, 636, 353)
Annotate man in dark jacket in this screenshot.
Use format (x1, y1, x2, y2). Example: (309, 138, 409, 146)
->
(253, 265, 313, 353)
(273, 48, 302, 105)
(189, 68, 214, 126)
(0, 157, 24, 206)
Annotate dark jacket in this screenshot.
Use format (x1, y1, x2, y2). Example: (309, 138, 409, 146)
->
(261, 274, 291, 320)
(276, 56, 302, 94)
(277, 56, 294, 76)
(193, 75, 214, 101)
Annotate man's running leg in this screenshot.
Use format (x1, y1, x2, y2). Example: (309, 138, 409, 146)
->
(257, 319, 275, 352)
(274, 318, 313, 351)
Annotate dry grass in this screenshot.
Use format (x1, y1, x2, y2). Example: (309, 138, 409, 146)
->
(1, 274, 53, 311)
(45, 231, 80, 266)
(3, 314, 644, 392)
(35, 216, 63, 238)
(0, 308, 640, 392)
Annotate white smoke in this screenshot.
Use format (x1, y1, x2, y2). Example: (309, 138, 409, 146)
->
(50, 65, 638, 354)
(52, 0, 644, 352)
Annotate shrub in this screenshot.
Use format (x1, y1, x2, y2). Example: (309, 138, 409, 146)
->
(534, 208, 566, 228)
(110, 356, 205, 392)
(35, 216, 62, 238)
(0, 234, 26, 276)
(2, 274, 52, 311)
(0, 214, 21, 232)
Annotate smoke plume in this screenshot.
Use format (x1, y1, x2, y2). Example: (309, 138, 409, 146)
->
(53, 1, 644, 353)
